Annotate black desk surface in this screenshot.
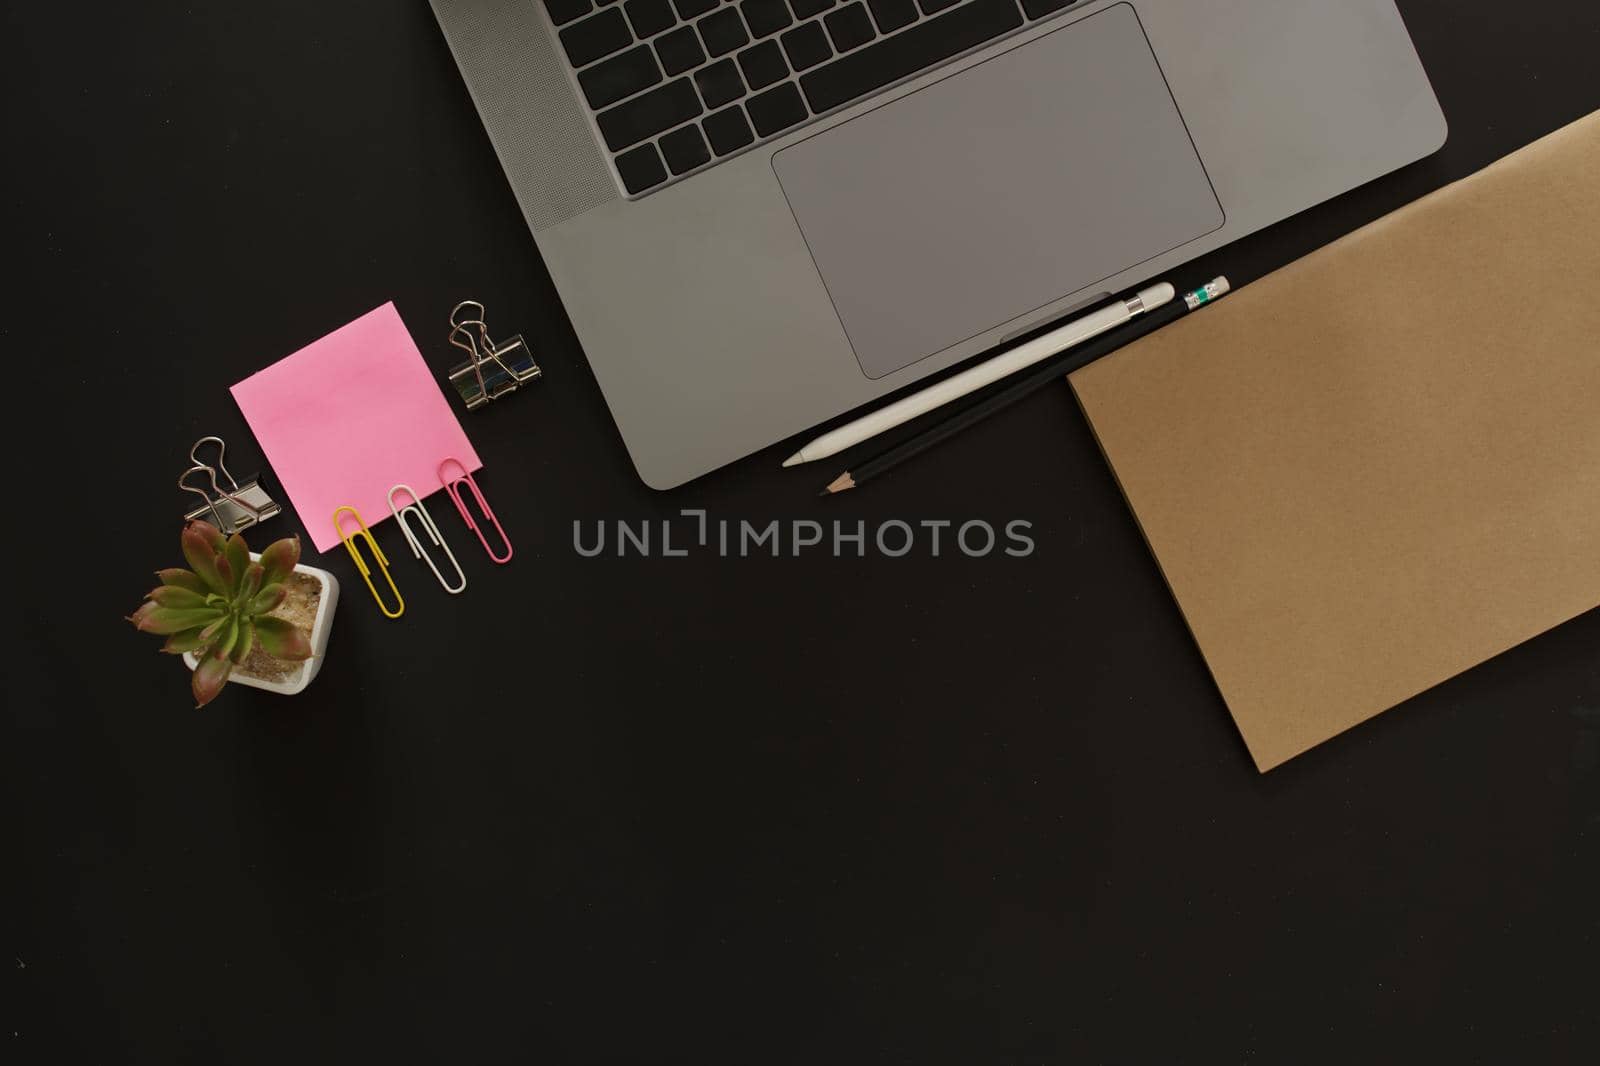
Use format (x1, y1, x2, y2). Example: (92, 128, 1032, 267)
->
(10, 1, 1600, 1060)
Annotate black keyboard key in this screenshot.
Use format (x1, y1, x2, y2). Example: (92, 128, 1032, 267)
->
(660, 124, 712, 173)
(578, 45, 663, 109)
(824, 5, 876, 52)
(867, 0, 917, 33)
(698, 9, 750, 56)
(615, 143, 668, 193)
(546, 0, 594, 25)
(741, 0, 794, 39)
(917, 0, 959, 11)
(804, 0, 1021, 112)
(792, 0, 836, 16)
(746, 81, 808, 136)
(560, 9, 634, 67)
(702, 105, 755, 154)
(625, 0, 677, 37)
(694, 58, 746, 106)
(597, 78, 704, 150)
(738, 41, 789, 90)
(674, 0, 718, 16)
(655, 25, 706, 74)
(780, 22, 832, 71)
(1020, 0, 1074, 17)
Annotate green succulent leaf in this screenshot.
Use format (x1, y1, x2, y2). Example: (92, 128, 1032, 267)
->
(258, 535, 301, 587)
(188, 520, 227, 553)
(230, 619, 256, 665)
(254, 615, 313, 661)
(235, 563, 265, 609)
(130, 602, 225, 635)
(223, 534, 250, 595)
(156, 568, 209, 595)
(191, 651, 233, 708)
(199, 614, 230, 642)
(162, 628, 212, 655)
(214, 616, 240, 662)
(248, 582, 288, 616)
(182, 525, 230, 595)
(147, 585, 209, 609)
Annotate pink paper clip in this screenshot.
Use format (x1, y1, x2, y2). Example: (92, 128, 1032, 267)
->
(438, 457, 512, 564)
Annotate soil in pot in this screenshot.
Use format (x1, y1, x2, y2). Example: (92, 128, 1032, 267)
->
(235, 571, 323, 683)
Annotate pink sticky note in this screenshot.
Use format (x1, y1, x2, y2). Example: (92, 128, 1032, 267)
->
(231, 303, 481, 553)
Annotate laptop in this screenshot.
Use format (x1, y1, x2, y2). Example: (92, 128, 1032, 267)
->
(429, 0, 1445, 488)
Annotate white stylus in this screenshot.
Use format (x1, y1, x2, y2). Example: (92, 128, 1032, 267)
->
(782, 282, 1176, 467)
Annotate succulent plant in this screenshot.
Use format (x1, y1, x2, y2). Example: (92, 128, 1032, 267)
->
(129, 521, 313, 707)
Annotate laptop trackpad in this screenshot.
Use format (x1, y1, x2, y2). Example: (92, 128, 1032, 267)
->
(772, 4, 1223, 379)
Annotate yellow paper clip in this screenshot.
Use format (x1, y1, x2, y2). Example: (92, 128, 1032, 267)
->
(333, 506, 405, 619)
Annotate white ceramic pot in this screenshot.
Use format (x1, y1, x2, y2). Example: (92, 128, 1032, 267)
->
(183, 557, 340, 696)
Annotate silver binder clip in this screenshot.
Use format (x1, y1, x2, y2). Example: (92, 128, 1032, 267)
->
(446, 300, 541, 410)
(387, 484, 467, 594)
(179, 436, 281, 535)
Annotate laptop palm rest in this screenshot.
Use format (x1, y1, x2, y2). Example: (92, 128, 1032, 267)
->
(773, 3, 1224, 379)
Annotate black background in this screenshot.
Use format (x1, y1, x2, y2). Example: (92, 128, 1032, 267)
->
(7, 1, 1599, 1061)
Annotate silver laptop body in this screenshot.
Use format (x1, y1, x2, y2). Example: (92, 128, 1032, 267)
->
(430, 0, 1445, 488)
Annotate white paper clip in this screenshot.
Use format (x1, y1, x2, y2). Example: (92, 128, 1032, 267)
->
(387, 484, 467, 594)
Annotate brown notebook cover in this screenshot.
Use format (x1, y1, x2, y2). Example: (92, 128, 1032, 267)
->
(1071, 111, 1600, 772)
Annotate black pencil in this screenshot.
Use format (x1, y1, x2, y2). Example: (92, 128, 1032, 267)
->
(820, 278, 1231, 495)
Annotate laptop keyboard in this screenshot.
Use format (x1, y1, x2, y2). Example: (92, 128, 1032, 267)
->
(545, 0, 1086, 196)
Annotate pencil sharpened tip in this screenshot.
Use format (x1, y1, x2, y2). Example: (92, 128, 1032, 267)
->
(821, 472, 856, 496)
(781, 452, 804, 468)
